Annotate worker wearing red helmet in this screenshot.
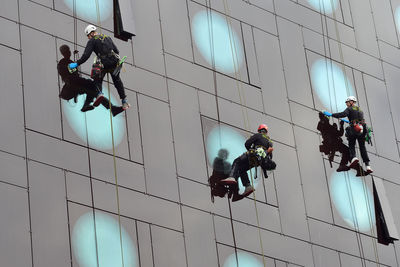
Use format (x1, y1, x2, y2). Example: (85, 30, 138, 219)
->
(220, 124, 276, 202)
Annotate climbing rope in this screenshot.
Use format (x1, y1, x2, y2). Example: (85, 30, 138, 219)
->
(322, 0, 380, 265)
(93, 0, 126, 266)
(219, 0, 267, 265)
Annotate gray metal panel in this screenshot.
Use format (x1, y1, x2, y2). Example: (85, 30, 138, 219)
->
(132, 0, 165, 75)
(277, 0, 323, 33)
(181, 207, 219, 267)
(216, 73, 263, 112)
(312, 245, 341, 267)
(21, 27, 62, 137)
(277, 17, 314, 108)
(26, 130, 90, 175)
(0, 0, 18, 21)
(0, 46, 25, 157)
(138, 94, 179, 201)
(136, 222, 154, 267)
(274, 143, 309, 240)
(339, 252, 364, 267)
(168, 80, 208, 182)
(294, 126, 333, 222)
(0, 151, 27, 187)
(309, 218, 361, 256)
(349, 0, 380, 57)
(89, 149, 146, 191)
(364, 74, 399, 161)
(65, 171, 92, 206)
(242, 23, 262, 87)
(0, 183, 31, 267)
(151, 225, 187, 267)
(253, 28, 291, 121)
(0, 17, 20, 49)
(382, 62, 400, 140)
(165, 53, 215, 94)
(28, 162, 71, 267)
(159, 0, 193, 61)
(370, 0, 399, 46)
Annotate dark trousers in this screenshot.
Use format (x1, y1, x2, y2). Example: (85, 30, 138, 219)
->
(72, 77, 101, 106)
(230, 154, 252, 187)
(94, 68, 126, 100)
(74, 78, 115, 109)
(346, 126, 370, 164)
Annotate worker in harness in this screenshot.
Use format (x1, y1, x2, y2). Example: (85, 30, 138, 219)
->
(219, 124, 276, 202)
(68, 25, 131, 110)
(323, 96, 373, 174)
(58, 44, 124, 116)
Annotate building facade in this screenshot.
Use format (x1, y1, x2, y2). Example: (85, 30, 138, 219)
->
(1, 0, 400, 266)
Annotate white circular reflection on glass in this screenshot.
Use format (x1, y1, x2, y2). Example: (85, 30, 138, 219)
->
(64, 0, 112, 22)
(72, 211, 138, 267)
(395, 7, 400, 34)
(308, 0, 338, 14)
(206, 125, 259, 193)
(223, 252, 263, 267)
(192, 10, 244, 74)
(311, 59, 355, 113)
(330, 172, 375, 232)
(62, 92, 125, 150)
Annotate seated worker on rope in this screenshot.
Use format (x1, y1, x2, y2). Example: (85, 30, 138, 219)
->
(219, 124, 276, 202)
(58, 44, 124, 116)
(68, 25, 131, 110)
(323, 96, 373, 174)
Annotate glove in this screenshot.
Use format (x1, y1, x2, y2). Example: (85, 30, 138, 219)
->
(68, 62, 78, 69)
(322, 111, 332, 117)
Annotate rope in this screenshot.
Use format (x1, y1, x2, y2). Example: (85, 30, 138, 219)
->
(219, 1, 267, 266)
(322, 0, 380, 265)
(93, 0, 125, 266)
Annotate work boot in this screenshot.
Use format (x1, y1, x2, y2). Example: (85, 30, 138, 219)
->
(81, 105, 94, 112)
(349, 157, 359, 169)
(219, 177, 237, 185)
(93, 93, 104, 107)
(241, 185, 255, 198)
(336, 164, 350, 172)
(111, 105, 124, 117)
(365, 165, 373, 175)
(122, 98, 131, 110)
(232, 192, 243, 202)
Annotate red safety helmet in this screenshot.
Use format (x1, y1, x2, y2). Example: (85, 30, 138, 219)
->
(258, 124, 268, 133)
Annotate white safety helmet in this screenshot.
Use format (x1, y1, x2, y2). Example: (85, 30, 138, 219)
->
(345, 96, 357, 103)
(84, 24, 97, 36)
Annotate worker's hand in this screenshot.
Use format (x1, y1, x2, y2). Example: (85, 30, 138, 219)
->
(267, 147, 274, 154)
(68, 62, 78, 69)
(322, 111, 332, 117)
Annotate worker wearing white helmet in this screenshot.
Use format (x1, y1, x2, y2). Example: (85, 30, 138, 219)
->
(322, 96, 373, 174)
(68, 24, 131, 110)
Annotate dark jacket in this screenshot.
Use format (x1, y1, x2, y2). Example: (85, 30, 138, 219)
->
(245, 133, 273, 151)
(58, 58, 80, 100)
(332, 106, 364, 123)
(77, 34, 119, 68)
